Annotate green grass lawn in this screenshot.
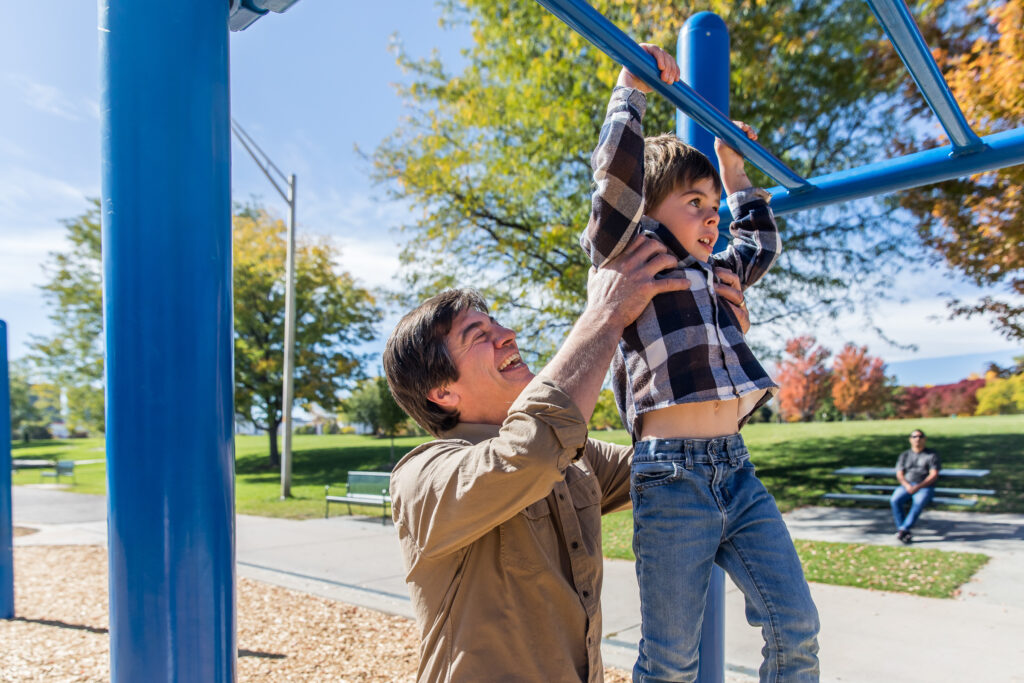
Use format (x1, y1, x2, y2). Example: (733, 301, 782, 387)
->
(10, 415, 1019, 597)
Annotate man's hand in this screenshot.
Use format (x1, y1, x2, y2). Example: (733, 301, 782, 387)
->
(587, 234, 689, 331)
(714, 120, 757, 196)
(540, 236, 688, 421)
(616, 43, 679, 93)
(714, 268, 750, 334)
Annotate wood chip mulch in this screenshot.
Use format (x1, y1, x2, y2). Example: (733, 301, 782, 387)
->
(1, 545, 630, 682)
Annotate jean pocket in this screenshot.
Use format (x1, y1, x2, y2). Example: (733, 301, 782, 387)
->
(631, 461, 681, 491)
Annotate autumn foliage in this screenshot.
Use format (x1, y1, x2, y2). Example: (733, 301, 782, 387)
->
(831, 344, 890, 418)
(898, 0, 1024, 340)
(897, 379, 987, 418)
(775, 336, 832, 422)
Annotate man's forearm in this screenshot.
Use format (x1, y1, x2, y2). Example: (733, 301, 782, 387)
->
(537, 308, 622, 423)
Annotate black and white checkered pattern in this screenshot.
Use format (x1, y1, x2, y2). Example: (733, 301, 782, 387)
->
(580, 87, 780, 439)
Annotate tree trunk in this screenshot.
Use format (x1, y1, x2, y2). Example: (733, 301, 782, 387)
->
(267, 421, 280, 469)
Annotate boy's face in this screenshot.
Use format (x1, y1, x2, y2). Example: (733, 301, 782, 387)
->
(648, 176, 721, 262)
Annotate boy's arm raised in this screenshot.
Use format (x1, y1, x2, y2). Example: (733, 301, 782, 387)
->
(712, 122, 781, 288)
(580, 44, 679, 270)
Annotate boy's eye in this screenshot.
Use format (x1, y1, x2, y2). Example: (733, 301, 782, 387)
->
(689, 198, 701, 207)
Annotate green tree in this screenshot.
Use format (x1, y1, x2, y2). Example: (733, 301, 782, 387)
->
(975, 372, 1024, 415)
(9, 359, 41, 441)
(588, 388, 623, 431)
(342, 378, 383, 435)
(28, 200, 105, 433)
(377, 376, 409, 464)
(233, 207, 381, 469)
(372, 0, 975, 358)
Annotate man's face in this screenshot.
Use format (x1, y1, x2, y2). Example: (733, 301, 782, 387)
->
(909, 432, 925, 451)
(647, 176, 722, 262)
(428, 309, 534, 425)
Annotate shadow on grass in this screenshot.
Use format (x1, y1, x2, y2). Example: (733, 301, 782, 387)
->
(236, 442, 407, 488)
(756, 432, 1023, 513)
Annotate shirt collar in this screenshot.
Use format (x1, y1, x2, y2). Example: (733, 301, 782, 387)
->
(441, 421, 500, 444)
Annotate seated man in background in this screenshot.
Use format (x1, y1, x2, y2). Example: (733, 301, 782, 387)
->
(890, 429, 940, 544)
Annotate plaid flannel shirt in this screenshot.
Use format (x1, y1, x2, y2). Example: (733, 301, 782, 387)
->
(580, 86, 780, 439)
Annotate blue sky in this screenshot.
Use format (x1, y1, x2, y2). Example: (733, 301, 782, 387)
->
(1, 2, 1020, 387)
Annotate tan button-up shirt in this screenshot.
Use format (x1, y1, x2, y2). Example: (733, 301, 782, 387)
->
(390, 377, 632, 682)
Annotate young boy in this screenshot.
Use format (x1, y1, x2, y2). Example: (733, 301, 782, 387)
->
(580, 44, 820, 682)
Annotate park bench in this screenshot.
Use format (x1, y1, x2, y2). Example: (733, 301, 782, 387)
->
(823, 466, 994, 507)
(40, 460, 76, 485)
(325, 471, 391, 524)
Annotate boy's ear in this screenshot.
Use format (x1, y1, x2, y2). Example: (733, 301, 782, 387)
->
(427, 385, 460, 411)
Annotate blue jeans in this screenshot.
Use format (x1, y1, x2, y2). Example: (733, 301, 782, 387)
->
(890, 485, 934, 531)
(631, 435, 819, 683)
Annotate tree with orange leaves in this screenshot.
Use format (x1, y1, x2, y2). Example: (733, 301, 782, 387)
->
(898, 0, 1024, 341)
(775, 336, 832, 422)
(831, 344, 891, 419)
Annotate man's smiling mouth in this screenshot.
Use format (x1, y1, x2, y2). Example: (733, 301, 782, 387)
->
(498, 354, 523, 372)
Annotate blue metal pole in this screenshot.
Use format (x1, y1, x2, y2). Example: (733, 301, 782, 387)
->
(0, 320, 13, 619)
(719, 125, 1024, 222)
(531, 0, 810, 192)
(99, 1, 235, 681)
(865, 0, 985, 155)
(677, 14, 726, 683)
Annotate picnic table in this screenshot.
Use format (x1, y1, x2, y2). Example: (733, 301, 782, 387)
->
(824, 466, 994, 507)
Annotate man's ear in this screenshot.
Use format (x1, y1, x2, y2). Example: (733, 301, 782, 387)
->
(427, 385, 460, 411)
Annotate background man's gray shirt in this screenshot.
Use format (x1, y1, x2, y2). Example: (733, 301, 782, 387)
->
(895, 448, 941, 485)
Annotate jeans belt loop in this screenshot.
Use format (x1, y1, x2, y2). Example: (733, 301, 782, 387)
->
(684, 442, 693, 470)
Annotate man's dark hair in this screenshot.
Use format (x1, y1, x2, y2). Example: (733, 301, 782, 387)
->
(643, 133, 723, 214)
(382, 289, 489, 437)
(911, 429, 926, 438)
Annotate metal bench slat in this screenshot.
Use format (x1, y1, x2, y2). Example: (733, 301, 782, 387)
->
(851, 484, 996, 496)
(823, 492, 977, 507)
(834, 466, 990, 478)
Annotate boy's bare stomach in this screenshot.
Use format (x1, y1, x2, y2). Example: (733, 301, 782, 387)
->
(640, 398, 741, 440)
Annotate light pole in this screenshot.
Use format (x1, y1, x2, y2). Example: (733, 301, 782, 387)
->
(231, 119, 297, 499)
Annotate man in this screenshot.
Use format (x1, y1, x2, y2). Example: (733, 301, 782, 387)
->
(890, 429, 941, 544)
(382, 235, 751, 682)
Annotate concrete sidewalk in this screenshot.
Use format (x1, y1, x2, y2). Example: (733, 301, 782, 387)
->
(11, 486, 1024, 682)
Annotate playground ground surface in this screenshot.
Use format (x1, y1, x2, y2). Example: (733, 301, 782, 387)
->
(6, 486, 1024, 682)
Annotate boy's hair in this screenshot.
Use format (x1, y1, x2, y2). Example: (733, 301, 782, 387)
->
(382, 288, 489, 437)
(643, 133, 723, 213)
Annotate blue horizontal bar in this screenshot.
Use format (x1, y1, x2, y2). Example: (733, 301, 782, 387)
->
(866, 0, 984, 155)
(532, 0, 811, 192)
(721, 126, 1024, 219)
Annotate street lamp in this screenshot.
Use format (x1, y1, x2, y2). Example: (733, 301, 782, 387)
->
(231, 119, 297, 499)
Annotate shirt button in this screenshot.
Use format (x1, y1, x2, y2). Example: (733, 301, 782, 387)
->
(558, 493, 565, 500)
(571, 541, 579, 550)
(582, 590, 590, 598)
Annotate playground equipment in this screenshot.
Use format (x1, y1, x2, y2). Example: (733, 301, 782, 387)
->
(1, 321, 12, 619)
(0, 0, 1019, 681)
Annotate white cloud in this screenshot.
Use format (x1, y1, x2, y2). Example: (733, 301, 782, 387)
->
(0, 229, 68, 295)
(6, 75, 83, 121)
(0, 167, 93, 220)
(749, 292, 1021, 365)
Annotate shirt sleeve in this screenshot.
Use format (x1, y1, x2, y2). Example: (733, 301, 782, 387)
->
(584, 439, 633, 514)
(711, 188, 781, 288)
(390, 377, 589, 559)
(928, 450, 942, 472)
(579, 86, 648, 269)
(895, 451, 908, 472)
